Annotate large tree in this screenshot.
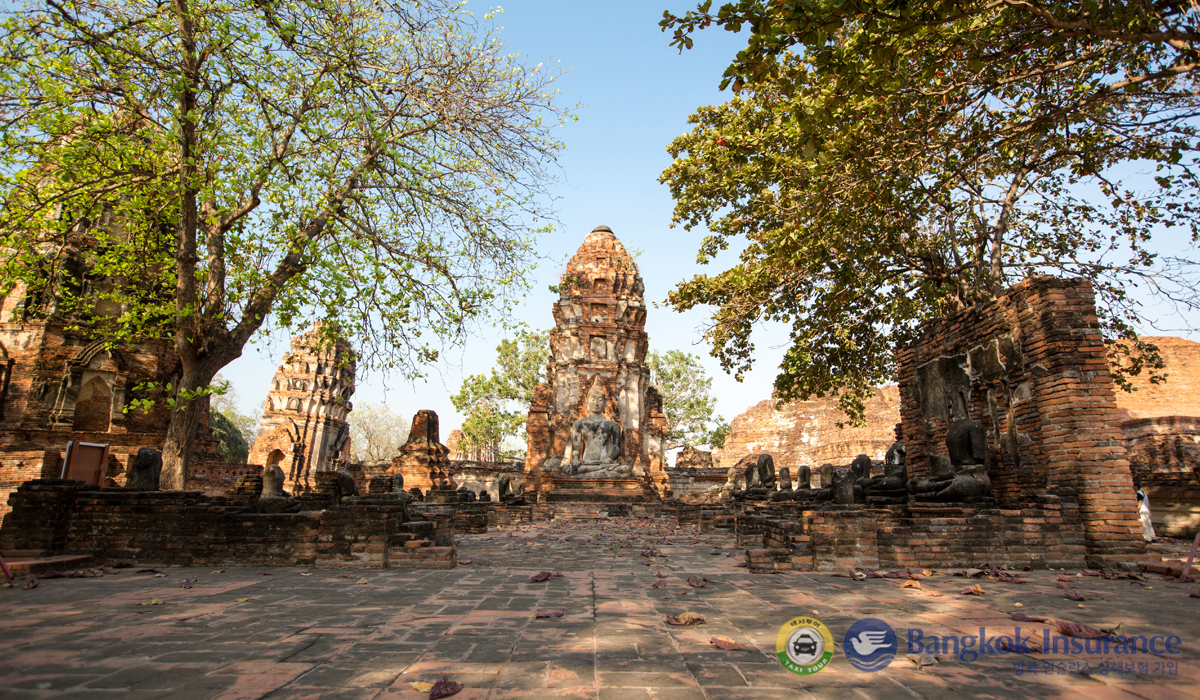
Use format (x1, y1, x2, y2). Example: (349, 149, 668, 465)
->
(450, 325, 548, 461)
(0, 0, 569, 487)
(647, 349, 727, 450)
(659, 0, 1200, 419)
(348, 402, 410, 463)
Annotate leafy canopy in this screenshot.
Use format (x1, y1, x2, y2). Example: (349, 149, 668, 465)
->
(450, 325, 549, 461)
(660, 0, 1200, 420)
(0, 0, 571, 485)
(647, 349, 728, 450)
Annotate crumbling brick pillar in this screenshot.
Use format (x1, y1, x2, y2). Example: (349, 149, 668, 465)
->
(898, 277, 1144, 568)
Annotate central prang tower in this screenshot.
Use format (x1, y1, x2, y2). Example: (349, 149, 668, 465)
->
(524, 225, 669, 501)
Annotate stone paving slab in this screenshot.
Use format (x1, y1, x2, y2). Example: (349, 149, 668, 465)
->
(1, 517, 1198, 699)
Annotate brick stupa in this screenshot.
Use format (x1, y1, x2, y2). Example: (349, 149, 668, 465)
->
(524, 226, 669, 501)
(248, 325, 355, 494)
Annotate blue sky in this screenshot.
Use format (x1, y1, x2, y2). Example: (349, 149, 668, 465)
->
(218, 0, 1200, 438)
(220, 1, 792, 430)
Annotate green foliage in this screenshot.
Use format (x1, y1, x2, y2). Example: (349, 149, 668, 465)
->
(659, 0, 1198, 420)
(647, 349, 726, 450)
(209, 408, 250, 464)
(0, 0, 572, 482)
(451, 325, 549, 461)
(0, 113, 178, 342)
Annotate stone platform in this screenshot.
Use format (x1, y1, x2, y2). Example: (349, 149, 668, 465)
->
(536, 478, 661, 504)
(2, 518, 1198, 699)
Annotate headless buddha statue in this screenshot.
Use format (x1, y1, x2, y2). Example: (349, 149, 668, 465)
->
(565, 379, 632, 478)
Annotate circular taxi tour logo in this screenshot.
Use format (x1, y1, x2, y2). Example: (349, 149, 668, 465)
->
(843, 617, 897, 672)
(775, 616, 835, 675)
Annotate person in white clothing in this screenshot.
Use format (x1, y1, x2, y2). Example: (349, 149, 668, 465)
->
(1135, 482, 1158, 543)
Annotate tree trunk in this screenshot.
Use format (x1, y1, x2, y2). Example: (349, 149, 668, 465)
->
(159, 367, 203, 490)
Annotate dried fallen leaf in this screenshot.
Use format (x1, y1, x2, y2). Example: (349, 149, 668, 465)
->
(22, 574, 38, 590)
(342, 574, 355, 578)
(1056, 620, 1107, 638)
(1058, 583, 1086, 601)
(921, 569, 933, 577)
(211, 570, 225, 574)
(235, 598, 248, 602)
(663, 612, 705, 626)
(906, 652, 940, 669)
(529, 571, 561, 583)
(182, 579, 194, 589)
(534, 609, 563, 618)
(152, 573, 166, 578)
(458, 560, 471, 565)
(674, 589, 690, 595)
(651, 580, 667, 588)
(139, 599, 163, 606)
(356, 578, 369, 585)
(997, 636, 1043, 653)
(429, 675, 462, 699)
(655, 572, 667, 579)
(710, 636, 748, 651)
(136, 569, 164, 574)
(687, 577, 707, 588)
(409, 681, 433, 693)
(961, 584, 985, 596)
(900, 580, 921, 589)
(1011, 612, 1051, 623)
(300, 573, 312, 576)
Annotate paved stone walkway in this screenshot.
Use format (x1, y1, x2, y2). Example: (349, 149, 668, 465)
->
(2, 518, 1199, 699)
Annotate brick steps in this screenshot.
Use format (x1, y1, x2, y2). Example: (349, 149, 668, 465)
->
(3, 554, 95, 576)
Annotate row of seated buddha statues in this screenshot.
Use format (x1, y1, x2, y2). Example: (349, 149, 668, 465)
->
(715, 418, 993, 506)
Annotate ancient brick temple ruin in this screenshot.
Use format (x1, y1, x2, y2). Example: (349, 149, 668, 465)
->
(248, 325, 355, 494)
(0, 260, 236, 517)
(730, 277, 1149, 571)
(523, 226, 669, 501)
(1113, 336, 1200, 537)
(716, 387, 900, 475)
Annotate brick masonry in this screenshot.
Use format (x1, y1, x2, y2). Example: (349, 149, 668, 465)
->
(1109, 336, 1200, 537)
(741, 494, 1086, 571)
(0, 320, 232, 519)
(897, 276, 1144, 567)
(715, 387, 900, 480)
(247, 324, 355, 494)
(523, 226, 669, 499)
(0, 479, 455, 569)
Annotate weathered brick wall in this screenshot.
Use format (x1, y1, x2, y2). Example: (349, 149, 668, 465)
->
(665, 468, 726, 499)
(748, 496, 1087, 571)
(717, 387, 900, 476)
(487, 504, 533, 527)
(0, 480, 451, 568)
(0, 322, 220, 518)
(1108, 337, 1200, 537)
(897, 277, 1143, 566)
(1112, 336, 1200, 420)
